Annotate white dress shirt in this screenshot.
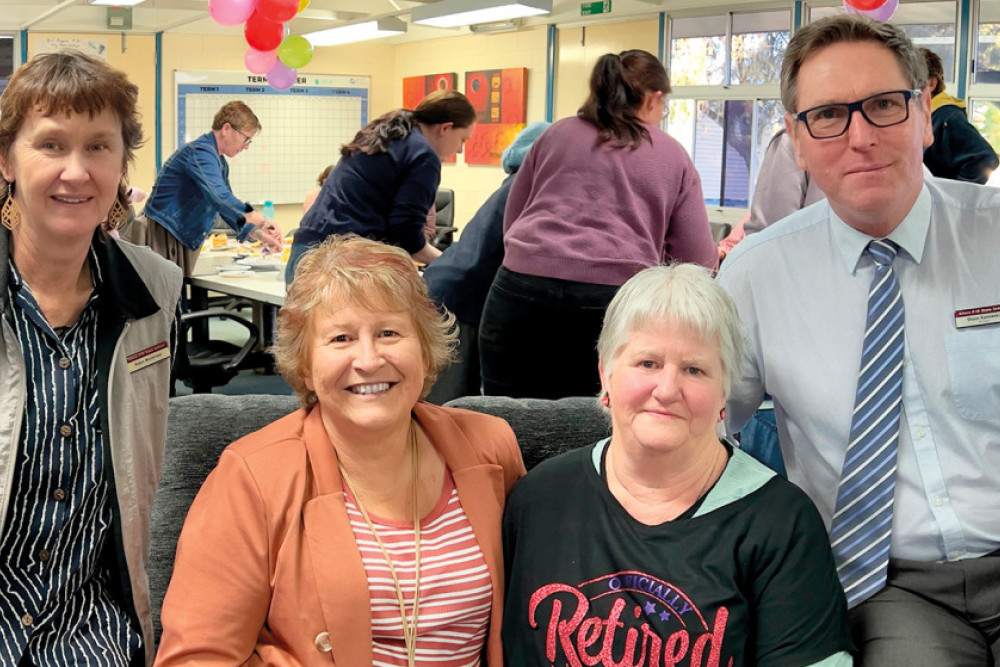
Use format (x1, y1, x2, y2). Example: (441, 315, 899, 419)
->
(718, 176, 1000, 563)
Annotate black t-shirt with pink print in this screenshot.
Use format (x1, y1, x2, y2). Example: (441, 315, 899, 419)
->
(501, 439, 853, 667)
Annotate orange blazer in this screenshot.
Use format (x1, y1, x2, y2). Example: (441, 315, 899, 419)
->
(155, 401, 525, 666)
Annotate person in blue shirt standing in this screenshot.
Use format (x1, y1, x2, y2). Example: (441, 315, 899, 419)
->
(124, 101, 282, 277)
(286, 90, 476, 283)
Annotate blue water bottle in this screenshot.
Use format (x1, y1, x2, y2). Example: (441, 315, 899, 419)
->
(260, 200, 276, 255)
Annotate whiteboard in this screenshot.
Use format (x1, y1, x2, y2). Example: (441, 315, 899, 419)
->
(175, 70, 370, 206)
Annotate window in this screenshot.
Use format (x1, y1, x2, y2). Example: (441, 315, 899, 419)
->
(970, 0, 1000, 185)
(809, 2, 957, 86)
(667, 11, 790, 207)
(976, 1, 1000, 84)
(670, 16, 727, 86)
(0, 36, 14, 96)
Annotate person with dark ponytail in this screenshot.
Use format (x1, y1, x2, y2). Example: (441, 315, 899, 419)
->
(286, 90, 476, 282)
(479, 49, 717, 400)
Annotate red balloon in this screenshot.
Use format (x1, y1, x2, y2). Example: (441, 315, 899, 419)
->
(244, 11, 285, 52)
(843, 0, 889, 11)
(257, 0, 298, 23)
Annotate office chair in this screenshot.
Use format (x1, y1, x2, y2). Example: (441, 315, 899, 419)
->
(709, 221, 733, 244)
(431, 188, 458, 250)
(176, 309, 260, 393)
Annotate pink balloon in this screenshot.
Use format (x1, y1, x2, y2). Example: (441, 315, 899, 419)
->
(208, 0, 256, 26)
(267, 61, 297, 91)
(244, 47, 277, 74)
(844, 0, 898, 22)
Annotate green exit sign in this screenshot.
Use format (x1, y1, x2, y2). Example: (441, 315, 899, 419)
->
(581, 0, 611, 15)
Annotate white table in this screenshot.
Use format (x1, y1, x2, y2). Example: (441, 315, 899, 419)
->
(190, 248, 287, 306)
(188, 254, 288, 359)
(188, 270, 286, 307)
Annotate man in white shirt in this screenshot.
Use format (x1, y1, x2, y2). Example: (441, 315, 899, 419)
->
(718, 15, 1000, 665)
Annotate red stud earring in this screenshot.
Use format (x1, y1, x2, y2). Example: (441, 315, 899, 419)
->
(600, 393, 610, 408)
(719, 408, 727, 421)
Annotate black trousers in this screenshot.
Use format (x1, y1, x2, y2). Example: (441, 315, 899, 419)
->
(850, 550, 1000, 665)
(479, 267, 619, 399)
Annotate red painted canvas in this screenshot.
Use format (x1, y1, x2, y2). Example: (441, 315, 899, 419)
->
(464, 67, 527, 165)
(402, 72, 457, 109)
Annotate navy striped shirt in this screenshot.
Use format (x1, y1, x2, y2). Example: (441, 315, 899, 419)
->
(0, 252, 141, 666)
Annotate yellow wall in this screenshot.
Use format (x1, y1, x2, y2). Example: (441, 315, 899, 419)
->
(26, 19, 663, 235)
(155, 28, 552, 232)
(555, 20, 660, 121)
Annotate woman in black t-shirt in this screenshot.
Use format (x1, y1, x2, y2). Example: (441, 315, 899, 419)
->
(502, 263, 854, 667)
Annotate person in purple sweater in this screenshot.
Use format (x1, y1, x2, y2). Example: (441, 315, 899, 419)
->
(479, 49, 717, 399)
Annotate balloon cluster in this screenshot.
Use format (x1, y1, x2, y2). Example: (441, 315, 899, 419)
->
(208, 0, 314, 90)
(843, 0, 899, 22)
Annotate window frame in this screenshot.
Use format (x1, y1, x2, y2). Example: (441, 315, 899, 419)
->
(666, 9, 791, 211)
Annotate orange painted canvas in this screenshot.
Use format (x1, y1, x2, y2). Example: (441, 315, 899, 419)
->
(464, 68, 527, 166)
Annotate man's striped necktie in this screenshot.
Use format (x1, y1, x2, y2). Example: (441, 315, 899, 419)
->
(830, 238, 904, 609)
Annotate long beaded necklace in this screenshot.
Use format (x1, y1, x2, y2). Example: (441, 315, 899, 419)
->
(339, 425, 422, 667)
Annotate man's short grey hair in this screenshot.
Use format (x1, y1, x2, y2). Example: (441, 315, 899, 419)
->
(781, 15, 928, 115)
(597, 263, 745, 394)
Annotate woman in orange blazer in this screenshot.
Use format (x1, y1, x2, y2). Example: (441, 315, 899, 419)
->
(155, 235, 525, 666)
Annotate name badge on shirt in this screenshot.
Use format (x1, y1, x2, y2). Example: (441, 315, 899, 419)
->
(954, 304, 1000, 329)
(126, 341, 171, 373)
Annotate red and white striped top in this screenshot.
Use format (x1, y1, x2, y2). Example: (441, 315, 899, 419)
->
(344, 471, 493, 666)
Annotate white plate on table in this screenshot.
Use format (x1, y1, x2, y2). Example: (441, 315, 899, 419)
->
(215, 268, 255, 278)
(236, 257, 283, 270)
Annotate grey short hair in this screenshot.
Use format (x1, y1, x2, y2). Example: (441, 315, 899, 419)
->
(597, 263, 745, 394)
(781, 15, 927, 115)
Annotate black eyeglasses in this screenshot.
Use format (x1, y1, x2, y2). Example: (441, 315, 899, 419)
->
(795, 89, 922, 139)
(234, 127, 253, 148)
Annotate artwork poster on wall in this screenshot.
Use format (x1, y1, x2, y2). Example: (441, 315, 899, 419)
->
(403, 73, 458, 163)
(464, 67, 527, 166)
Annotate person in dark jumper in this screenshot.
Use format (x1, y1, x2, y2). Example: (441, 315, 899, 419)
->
(422, 121, 550, 403)
(286, 90, 476, 282)
(920, 47, 998, 184)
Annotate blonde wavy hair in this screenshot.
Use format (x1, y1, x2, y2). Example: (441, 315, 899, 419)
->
(273, 235, 457, 407)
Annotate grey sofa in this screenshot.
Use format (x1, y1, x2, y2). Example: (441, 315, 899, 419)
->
(151, 394, 301, 641)
(150, 393, 608, 642)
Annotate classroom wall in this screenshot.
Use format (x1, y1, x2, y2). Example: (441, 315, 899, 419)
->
(25, 19, 664, 237)
(158, 28, 554, 233)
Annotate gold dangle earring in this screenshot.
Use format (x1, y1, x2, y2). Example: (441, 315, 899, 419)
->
(1, 181, 21, 231)
(106, 184, 131, 231)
